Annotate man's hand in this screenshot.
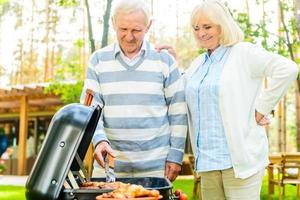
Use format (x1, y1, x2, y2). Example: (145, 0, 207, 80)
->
(165, 161, 181, 182)
(93, 141, 115, 168)
(255, 110, 270, 126)
(155, 44, 177, 59)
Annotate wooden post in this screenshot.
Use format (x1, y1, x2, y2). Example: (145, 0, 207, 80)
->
(278, 101, 283, 152)
(83, 89, 94, 176)
(18, 95, 28, 175)
(283, 96, 287, 152)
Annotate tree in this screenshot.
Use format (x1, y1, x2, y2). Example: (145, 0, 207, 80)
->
(84, 0, 95, 53)
(296, 0, 300, 41)
(101, 0, 112, 48)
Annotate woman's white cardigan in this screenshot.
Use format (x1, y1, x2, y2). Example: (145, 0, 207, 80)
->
(184, 42, 298, 178)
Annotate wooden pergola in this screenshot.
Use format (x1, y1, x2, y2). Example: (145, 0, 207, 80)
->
(0, 83, 63, 175)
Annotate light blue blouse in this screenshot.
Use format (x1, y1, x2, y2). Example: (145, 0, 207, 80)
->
(186, 46, 232, 172)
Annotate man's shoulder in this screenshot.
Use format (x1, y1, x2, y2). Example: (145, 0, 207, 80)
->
(147, 42, 176, 66)
(89, 44, 116, 64)
(93, 43, 115, 57)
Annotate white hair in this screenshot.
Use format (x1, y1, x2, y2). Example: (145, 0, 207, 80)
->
(191, 0, 244, 46)
(112, 0, 151, 25)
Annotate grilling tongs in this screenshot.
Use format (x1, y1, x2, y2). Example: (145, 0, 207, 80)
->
(64, 153, 91, 189)
(105, 154, 116, 182)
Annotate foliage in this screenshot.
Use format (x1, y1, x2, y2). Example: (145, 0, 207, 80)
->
(0, 161, 5, 174)
(0, 0, 10, 16)
(45, 39, 86, 104)
(45, 80, 83, 104)
(0, 0, 9, 4)
(56, 0, 79, 7)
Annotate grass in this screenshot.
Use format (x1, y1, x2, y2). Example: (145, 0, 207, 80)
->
(172, 175, 300, 200)
(0, 185, 25, 200)
(1, 175, 300, 200)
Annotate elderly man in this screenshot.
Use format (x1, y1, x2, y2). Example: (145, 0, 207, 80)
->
(80, 0, 187, 182)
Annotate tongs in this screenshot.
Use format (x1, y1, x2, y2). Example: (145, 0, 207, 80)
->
(105, 154, 116, 182)
(65, 153, 90, 189)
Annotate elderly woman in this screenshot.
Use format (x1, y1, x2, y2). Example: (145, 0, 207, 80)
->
(158, 0, 298, 199)
(186, 1, 298, 199)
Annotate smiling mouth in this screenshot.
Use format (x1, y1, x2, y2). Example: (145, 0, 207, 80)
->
(200, 37, 212, 42)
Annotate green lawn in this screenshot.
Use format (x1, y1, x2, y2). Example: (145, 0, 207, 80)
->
(1, 175, 300, 200)
(172, 175, 300, 200)
(0, 185, 25, 200)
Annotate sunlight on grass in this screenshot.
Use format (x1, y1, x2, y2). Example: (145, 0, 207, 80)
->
(0, 185, 25, 200)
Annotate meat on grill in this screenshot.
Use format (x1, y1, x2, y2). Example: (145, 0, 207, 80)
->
(81, 182, 160, 199)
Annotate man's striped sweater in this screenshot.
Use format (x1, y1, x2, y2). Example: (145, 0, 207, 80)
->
(81, 41, 187, 177)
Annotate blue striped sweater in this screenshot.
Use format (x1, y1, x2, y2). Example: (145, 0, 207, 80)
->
(81, 41, 187, 176)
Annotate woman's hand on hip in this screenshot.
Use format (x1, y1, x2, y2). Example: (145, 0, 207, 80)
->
(255, 110, 271, 126)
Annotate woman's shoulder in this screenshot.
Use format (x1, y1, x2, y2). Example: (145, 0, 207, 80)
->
(231, 42, 261, 52)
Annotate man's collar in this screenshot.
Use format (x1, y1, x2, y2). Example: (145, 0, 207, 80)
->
(114, 39, 148, 58)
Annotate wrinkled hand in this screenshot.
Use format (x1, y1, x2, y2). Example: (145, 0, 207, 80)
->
(165, 161, 181, 182)
(255, 110, 271, 126)
(94, 141, 115, 168)
(155, 44, 177, 59)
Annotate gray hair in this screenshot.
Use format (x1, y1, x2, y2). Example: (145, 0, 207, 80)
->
(191, 0, 244, 46)
(112, 0, 151, 26)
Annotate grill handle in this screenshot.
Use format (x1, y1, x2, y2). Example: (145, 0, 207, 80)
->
(83, 89, 95, 177)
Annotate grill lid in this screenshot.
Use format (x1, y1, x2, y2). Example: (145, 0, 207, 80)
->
(26, 103, 102, 200)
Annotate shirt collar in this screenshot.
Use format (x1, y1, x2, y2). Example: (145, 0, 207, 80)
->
(114, 39, 148, 58)
(202, 45, 228, 64)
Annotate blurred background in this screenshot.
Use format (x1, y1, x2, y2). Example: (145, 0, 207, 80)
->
(0, 0, 299, 176)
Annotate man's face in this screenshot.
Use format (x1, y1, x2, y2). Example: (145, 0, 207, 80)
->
(113, 10, 151, 58)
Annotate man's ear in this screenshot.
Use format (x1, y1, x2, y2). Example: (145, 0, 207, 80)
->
(112, 17, 116, 30)
(146, 20, 152, 32)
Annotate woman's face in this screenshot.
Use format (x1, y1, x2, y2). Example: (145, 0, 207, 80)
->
(193, 14, 221, 51)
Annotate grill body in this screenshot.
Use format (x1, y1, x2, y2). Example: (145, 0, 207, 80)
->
(26, 103, 102, 200)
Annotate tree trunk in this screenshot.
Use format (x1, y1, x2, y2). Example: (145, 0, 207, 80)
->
(101, 0, 113, 48)
(29, 0, 36, 82)
(44, 0, 50, 82)
(80, 3, 86, 79)
(278, 1, 294, 60)
(175, 0, 179, 53)
(278, 101, 283, 152)
(84, 0, 95, 53)
(149, 0, 155, 43)
(283, 96, 287, 151)
(296, 0, 300, 39)
(276, 0, 283, 149)
(297, 86, 300, 151)
(50, 8, 58, 80)
(17, 1, 24, 84)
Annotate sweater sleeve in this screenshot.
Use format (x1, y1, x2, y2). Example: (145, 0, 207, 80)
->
(80, 52, 108, 146)
(161, 52, 188, 165)
(245, 43, 298, 115)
